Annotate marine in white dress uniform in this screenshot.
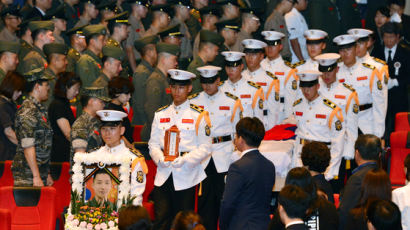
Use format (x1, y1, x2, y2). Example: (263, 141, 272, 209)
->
(189, 65, 242, 230)
(242, 39, 281, 130)
(90, 110, 147, 206)
(288, 71, 345, 180)
(294, 29, 328, 72)
(334, 34, 387, 139)
(260, 31, 299, 123)
(148, 69, 212, 230)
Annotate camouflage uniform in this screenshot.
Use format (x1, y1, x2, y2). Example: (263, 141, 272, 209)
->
(18, 46, 47, 74)
(0, 68, 5, 83)
(12, 96, 53, 186)
(43, 68, 57, 108)
(76, 49, 102, 87)
(18, 40, 33, 64)
(92, 72, 110, 88)
(70, 112, 103, 165)
(66, 48, 81, 73)
(106, 37, 131, 79)
(187, 56, 205, 94)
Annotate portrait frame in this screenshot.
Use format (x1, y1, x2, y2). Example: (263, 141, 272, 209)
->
(71, 152, 132, 208)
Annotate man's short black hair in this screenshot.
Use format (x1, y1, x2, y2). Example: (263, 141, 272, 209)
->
(301, 141, 331, 173)
(25, 79, 48, 93)
(367, 199, 402, 230)
(31, 29, 50, 42)
(278, 185, 310, 219)
(389, 0, 405, 7)
(354, 134, 382, 161)
(381, 22, 401, 36)
(235, 117, 265, 147)
(80, 95, 92, 107)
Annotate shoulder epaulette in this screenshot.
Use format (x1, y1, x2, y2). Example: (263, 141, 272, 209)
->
(362, 63, 376, 70)
(293, 98, 302, 107)
(284, 61, 294, 68)
(190, 103, 204, 113)
(225, 92, 238, 100)
(372, 57, 386, 65)
(218, 80, 225, 86)
(323, 98, 337, 110)
(188, 92, 199, 100)
(190, 9, 200, 19)
(130, 148, 144, 158)
(156, 104, 170, 112)
(266, 71, 277, 79)
(293, 60, 306, 67)
(247, 81, 261, 89)
(342, 83, 356, 92)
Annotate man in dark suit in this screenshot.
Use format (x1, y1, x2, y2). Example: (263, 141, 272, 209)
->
(278, 185, 310, 230)
(338, 134, 381, 230)
(219, 117, 276, 230)
(372, 22, 410, 146)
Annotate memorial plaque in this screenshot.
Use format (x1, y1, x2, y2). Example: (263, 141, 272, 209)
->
(164, 125, 180, 161)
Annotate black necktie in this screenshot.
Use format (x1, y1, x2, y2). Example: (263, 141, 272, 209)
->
(387, 49, 393, 64)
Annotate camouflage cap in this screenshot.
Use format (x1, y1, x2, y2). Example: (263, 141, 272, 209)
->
(24, 68, 51, 82)
(0, 41, 20, 54)
(134, 35, 159, 51)
(28, 21, 55, 33)
(45, 4, 66, 20)
(102, 45, 124, 61)
(200, 30, 225, 47)
(1, 5, 21, 18)
(81, 87, 111, 102)
(106, 11, 130, 25)
(83, 24, 107, 38)
(66, 25, 87, 37)
(158, 24, 183, 39)
(156, 42, 179, 56)
(44, 43, 69, 56)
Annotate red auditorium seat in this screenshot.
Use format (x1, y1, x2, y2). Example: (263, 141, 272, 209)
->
(0, 186, 57, 230)
(142, 159, 157, 220)
(0, 208, 11, 230)
(395, 112, 410, 131)
(50, 162, 71, 229)
(0, 161, 14, 187)
(389, 131, 410, 187)
(133, 125, 144, 142)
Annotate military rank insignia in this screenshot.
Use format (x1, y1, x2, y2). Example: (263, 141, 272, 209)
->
(353, 104, 359, 114)
(137, 171, 144, 183)
(292, 80, 297, 90)
(275, 92, 280, 101)
(335, 120, 342, 131)
(205, 125, 211, 136)
(258, 99, 263, 109)
(384, 76, 388, 85)
(377, 80, 382, 90)
(239, 111, 243, 119)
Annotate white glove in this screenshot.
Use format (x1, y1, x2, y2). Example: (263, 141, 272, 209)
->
(171, 157, 186, 168)
(158, 156, 171, 168)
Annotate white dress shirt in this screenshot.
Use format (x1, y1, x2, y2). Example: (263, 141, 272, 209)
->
(285, 7, 309, 63)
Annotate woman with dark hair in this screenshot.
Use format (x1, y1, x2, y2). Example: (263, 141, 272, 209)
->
(0, 72, 25, 160)
(268, 167, 339, 230)
(345, 168, 392, 230)
(48, 72, 81, 162)
(373, 6, 391, 48)
(106, 77, 134, 144)
(118, 206, 152, 230)
(171, 211, 206, 230)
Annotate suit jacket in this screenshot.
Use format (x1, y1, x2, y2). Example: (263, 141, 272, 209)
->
(372, 43, 410, 114)
(338, 163, 378, 230)
(287, 223, 308, 230)
(219, 149, 276, 230)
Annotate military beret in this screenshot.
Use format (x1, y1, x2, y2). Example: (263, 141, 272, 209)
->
(0, 41, 20, 54)
(133, 35, 159, 51)
(45, 4, 66, 20)
(158, 24, 183, 39)
(156, 42, 179, 56)
(106, 11, 130, 25)
(83, 24, 107, 38)
(28, 21, 54, 33)
(66, 25, 86, 37)
(102, 45, 124, 61)
(24, 68, 51, 82)
(200, 30, 224, 47)
(1, 5, 21, 18)
(97, 0, 117, 11)
(215, 19, 240, 32)
(44, 43, 69, 56)
(81, 87, 111, 102)
(151, 4, 172, 15)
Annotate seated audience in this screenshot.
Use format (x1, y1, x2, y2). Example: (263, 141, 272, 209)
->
(392, 154, 410, 230)
(118, 205, 152, 230)
(171, 211, 206, 230)
(367, 199, 403, 230)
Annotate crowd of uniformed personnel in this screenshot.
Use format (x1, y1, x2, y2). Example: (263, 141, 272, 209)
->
(0, 0, 409, 229)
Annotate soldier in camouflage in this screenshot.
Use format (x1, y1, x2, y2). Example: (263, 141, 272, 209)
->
(12, 68, 54, 186)
(66, 25, 87, 73)
(70, 87, 111, 166)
